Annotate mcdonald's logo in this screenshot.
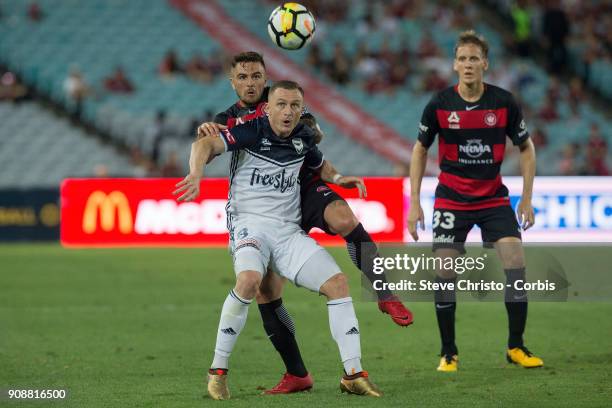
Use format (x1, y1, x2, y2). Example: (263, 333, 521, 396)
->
(82, 191, 133, 234)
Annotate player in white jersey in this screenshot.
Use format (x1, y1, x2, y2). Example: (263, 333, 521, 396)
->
(174, 81, 381, 400)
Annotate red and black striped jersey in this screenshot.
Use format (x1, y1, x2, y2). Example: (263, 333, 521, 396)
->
(418, 83, 530, 210)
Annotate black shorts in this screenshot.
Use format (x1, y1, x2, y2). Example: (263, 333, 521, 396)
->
(432, 205, 521, 253)
(300, 178, 344, 235)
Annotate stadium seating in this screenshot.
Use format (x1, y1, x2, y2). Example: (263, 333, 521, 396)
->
(0, 0, 609, 183)
(0, 102, 138, 187)
(0, 0, 393, 179)
(218, 0, 611, 173)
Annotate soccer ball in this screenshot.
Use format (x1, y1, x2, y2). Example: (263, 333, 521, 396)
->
(267, 3, 316, 50)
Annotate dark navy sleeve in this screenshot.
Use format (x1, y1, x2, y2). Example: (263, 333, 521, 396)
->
(507, 93, 530, 146)
(304, 144, 324, 169)
(213, 112, 229, 125)
(417, 95, 440, 148)
(220, 117, 261, 152)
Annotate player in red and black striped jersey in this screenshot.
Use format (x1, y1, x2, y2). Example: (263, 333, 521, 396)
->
(408, 31, 543, 372)
(197, 52, 411, 395)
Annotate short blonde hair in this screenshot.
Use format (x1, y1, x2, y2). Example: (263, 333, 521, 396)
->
(454, 30, 489, 58)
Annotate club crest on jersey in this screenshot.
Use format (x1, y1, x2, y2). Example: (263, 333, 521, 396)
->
(447, 111, 460, 129)
(460, 139, 491, 158)
(485, 112, 497, 127)
(292, 138, 304, 154)
(260, 137, 271, 151)
(237, 228, 249, 239)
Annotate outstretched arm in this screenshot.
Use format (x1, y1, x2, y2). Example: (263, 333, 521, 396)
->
(318, 160, 367, 198)
(173, 136, 226, 202)
(195, 122, 228, 164)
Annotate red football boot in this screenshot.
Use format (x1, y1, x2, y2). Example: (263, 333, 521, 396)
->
(264, 372, 313, 394)
(378, 295, 414, 326)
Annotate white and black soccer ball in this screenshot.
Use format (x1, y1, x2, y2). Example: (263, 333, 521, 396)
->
(267, 3, 316, 50)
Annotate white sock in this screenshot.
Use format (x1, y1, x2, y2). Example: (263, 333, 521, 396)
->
(327, 297, 363, 375)
(211, 290, 251, 369)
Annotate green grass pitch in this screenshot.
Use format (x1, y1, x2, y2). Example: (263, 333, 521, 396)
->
(1, 244, 611, 407)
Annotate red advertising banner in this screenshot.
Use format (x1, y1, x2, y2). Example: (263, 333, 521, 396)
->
(60, 178, 404, 247)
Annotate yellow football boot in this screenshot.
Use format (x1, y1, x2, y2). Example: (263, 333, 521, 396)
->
(437, 354, 458, 372)
(507, 347, 544, 368)
(340, 371, 382, 397)
(207, 368, 230, 400)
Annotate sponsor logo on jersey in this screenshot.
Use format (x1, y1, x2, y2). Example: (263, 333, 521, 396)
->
(484, 112, 497, 126)
(419, 122, 429, 133)
(292, 138, 304, 154)
(316, 186, 330, 193)
(222, 128, 236, 144)
(249, 168, 298, 193)
(448, 111, 460, 129)
(520, 119, 526, 130)
(459, 139, 491, 158)
(433, 233, 455, 243)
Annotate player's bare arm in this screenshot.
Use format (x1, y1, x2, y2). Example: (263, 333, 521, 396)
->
(517, 138, 536, 230)
(319, 160, 367, 198)
(407, 141, 427, 241)
(194, 122, 228, 164)
(173, 136, 225, 202)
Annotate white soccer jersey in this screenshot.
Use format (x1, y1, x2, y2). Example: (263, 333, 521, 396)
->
(219, 116, 324, 229)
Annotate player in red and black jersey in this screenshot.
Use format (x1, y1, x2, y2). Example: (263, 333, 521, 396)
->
(408, 31, 543, 371)
(198, 52, 412, 394)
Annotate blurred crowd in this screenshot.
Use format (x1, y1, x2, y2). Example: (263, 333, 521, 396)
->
(302, 0, 474, 94)
(492, 0, 611, 89)
(0, 67, 30, 103)
(2, 0, 609, 179)
(59, 47, 224, 176)
(298, 0, 610, 176)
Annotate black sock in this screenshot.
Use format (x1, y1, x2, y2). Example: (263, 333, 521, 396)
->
(504, 268, 528, 349)
(258, 298, 308, 377)
(344, 223, 392, 300)
(434, 276, 457, 356)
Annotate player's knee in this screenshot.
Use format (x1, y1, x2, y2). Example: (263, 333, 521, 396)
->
(235, 270, 262, 300)
(502, 254, 525, 269)
(256, 272, 284, 304)
(320, 273, 350, 300)
(325, 203, 359, 236)
(496, 238, 525, 269)
(434, 248, 460, 279)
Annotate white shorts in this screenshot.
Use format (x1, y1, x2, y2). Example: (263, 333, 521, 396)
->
(229, 216, 340, 292)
